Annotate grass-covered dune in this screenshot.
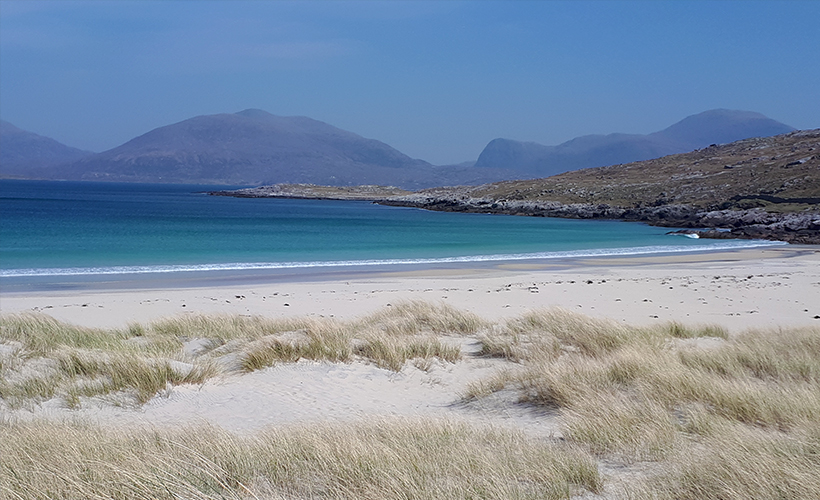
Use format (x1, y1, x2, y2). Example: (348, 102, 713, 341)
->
(0, 302, 476, 408)
(2, 302, 819, 499)
(2, 419, 601, 500)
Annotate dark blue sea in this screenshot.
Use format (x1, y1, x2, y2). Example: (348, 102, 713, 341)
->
(0, 180, 782, 278)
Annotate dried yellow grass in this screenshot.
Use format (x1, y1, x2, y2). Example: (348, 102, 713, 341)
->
(0, 302, 481, 408)
(635, 422, 820, 500)
(3, 304, 819, 499)
(467, 310, 820, 498)
(0, 418, 601, 500)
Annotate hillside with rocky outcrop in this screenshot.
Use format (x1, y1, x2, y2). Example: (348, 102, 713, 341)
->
(210, 128, 819, 244)
(382, 129, 820, 243)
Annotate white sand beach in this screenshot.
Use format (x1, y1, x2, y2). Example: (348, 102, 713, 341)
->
(3, 245, 819, 498)
(1, 246, 818, 426)
(2, 245, 818, 331)
(2, 245, 818, 430)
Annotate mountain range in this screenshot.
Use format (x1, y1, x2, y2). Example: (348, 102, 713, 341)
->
(0, 120, 93, 178)
(474, 109, 795, 177)
(65, 109, 443, 187)
(0, 109, 797, 188)
(0, 110, 515, 189)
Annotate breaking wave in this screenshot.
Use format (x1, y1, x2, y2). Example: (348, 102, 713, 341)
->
(1, 239, 785, 277)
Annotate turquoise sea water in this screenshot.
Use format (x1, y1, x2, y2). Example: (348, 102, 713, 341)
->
(0, 180, 782, 278)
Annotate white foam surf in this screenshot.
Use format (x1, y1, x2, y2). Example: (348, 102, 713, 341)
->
(0, 240, 785, 278)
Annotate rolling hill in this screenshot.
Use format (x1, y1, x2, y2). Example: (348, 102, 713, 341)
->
(49, 109, 515, 189)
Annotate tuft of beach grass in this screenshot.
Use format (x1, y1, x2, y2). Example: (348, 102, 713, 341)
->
(0, 418, 601, 500)
(0, 301, 482, 408)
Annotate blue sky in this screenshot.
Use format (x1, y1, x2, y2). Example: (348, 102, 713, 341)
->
(1, 0, 818, 165)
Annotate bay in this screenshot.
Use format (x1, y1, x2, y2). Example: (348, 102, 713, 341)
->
(0, 180, 781, 277)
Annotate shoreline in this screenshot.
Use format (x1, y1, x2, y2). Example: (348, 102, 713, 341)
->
(2, 245, 818, 332)
(3, 244, 819, 500)
(0, 238, 789, 288)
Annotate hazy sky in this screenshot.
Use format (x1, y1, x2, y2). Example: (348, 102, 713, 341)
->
(1, 0, 818, 165)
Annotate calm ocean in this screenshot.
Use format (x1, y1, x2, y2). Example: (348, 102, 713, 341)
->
(0, 180, 782, 278)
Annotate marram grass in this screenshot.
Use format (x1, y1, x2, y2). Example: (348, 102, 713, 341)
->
(464, 309, 820, 498)
(0, 301, 480, 408)
(0, 419, 601, 500)
(3, 303, 820, 498)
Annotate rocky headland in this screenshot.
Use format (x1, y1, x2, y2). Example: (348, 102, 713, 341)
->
(379, 198, 820, 244)
(213, 129, 820, 244)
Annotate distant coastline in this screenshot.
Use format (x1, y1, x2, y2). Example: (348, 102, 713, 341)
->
(211, 130, 820, 245)
(210, 183, 820, 245)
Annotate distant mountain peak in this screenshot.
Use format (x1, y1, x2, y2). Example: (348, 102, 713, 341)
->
(685, 108, 772, 121)
(234, 108, 276, 119)
(3, 108, 801, 188)
(0, 121, 93, 178)
(654, 109, 794, 147)
(474, 109, 795, 177)
(1, 120, 21, 132)
(42, 110, 449, 187)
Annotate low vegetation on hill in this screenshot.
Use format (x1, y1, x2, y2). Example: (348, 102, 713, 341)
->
(427, 129, 819, 210)
(2, 302, 819, 499)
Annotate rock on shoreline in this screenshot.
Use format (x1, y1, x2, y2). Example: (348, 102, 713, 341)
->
(378, 195, 820, 244)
